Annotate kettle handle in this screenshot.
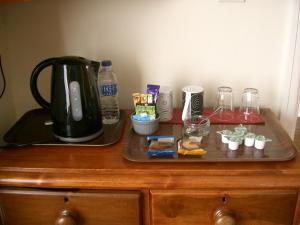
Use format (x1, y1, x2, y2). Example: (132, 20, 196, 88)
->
(30, 58, 57, 110)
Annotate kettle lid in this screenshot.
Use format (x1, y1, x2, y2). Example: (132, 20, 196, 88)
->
(56, 56, 95, 65)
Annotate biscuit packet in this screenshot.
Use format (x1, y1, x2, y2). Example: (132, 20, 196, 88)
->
(177, 139, 207, 156)
(147, 135, 176, 156)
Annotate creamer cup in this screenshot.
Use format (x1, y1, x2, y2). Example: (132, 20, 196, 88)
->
(217, 130, 233, 144)
(228, 136, 240, 150)
(254, 135, 272, 150)
(244, 132, 256, 147)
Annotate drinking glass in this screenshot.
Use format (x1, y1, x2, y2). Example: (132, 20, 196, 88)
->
(240, 88, 260, 121)
(181, 115, 210, 150)
(215, 86, 233, 121)
(157, 86, 173, 121)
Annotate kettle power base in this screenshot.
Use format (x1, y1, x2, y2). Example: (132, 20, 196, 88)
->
(2, 108, 125, 147)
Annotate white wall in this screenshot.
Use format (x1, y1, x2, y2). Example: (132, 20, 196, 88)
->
(0, 5, 16, 136)
(0, 0, 296, 120)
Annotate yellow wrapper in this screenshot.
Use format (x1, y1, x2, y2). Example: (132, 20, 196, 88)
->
(141, 94, 148, 104)
(177, 148, 207, 156)
(132, 93, 141, 107)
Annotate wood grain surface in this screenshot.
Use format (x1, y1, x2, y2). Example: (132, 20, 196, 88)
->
(0, 109, 299, 190)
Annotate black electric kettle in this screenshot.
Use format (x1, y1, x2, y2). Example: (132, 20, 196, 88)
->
(30, 56, 103, 143)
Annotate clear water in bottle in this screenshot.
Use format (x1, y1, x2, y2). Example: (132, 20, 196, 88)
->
(98, 60, 120, 124)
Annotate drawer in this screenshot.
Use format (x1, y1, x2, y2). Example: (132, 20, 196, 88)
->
(0, 188, 141, 225)
(151, 189, 297, 225)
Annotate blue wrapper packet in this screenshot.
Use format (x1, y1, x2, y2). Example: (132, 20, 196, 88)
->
(147, 135, 176, 142)
(147, 135, 176, 157)
(147, 150, 176, 157)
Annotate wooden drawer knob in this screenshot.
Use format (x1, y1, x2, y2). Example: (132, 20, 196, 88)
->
(55, 209, 78, 225)
(214, 209, 236, 225)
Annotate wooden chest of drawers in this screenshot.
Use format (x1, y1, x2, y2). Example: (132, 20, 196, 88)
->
(0, 109, 299, 225)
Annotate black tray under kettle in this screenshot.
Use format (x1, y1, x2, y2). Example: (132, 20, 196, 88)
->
(1, 108, 125, 147)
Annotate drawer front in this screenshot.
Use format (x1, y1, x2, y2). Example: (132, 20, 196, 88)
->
(0, 188, 141, 225)
(151, 189, 297, 225)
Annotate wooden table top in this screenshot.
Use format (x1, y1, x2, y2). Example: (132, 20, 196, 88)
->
(0, 109, 299, 190)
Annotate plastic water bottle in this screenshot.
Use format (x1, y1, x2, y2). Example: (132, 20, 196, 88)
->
(98, 60, 120, 124)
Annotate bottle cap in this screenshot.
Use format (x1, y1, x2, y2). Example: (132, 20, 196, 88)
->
(101, 60, 112, 67)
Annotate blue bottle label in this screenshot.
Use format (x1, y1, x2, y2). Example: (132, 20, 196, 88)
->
(101, 84, 117, 96)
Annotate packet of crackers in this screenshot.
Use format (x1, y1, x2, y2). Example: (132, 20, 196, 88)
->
(147, 135, 176, 157)
(177, 139, 207, 156)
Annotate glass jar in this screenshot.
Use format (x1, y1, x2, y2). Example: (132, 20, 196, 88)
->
(182, 115, 210, 149)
